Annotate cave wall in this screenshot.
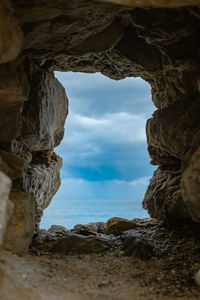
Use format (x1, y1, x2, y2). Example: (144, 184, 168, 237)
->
(0, 0, 200, 255)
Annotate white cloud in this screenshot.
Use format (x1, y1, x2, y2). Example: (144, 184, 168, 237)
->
(56, 176, 151, 199)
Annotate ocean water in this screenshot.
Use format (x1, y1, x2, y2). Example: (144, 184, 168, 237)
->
(40, 198, 149, 230)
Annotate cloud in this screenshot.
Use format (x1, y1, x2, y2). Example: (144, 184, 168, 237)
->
(56, 177, 151, 200)
(54, 71, 156, 190)
(55, 71, 154, 117)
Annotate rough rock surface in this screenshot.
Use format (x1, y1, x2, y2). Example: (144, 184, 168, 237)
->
(0, 59, 29, 142)
(0, 0, 23, 64)
(106, 217, 136, 234)
(3, 191, 35, 256)
(181, 146, 200, 222)
(23, 151, 62, 227)
(0, 172, 12, 245)
(21, 62, 68, 151)
(101, 0, 200, 7)
(0, 0, 200, 260)
(143, 169, 189, 220)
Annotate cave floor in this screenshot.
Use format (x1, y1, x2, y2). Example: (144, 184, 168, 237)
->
(1, 219, 200, 300)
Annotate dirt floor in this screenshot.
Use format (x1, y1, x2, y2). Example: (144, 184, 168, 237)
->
(1, 218, 200, 300)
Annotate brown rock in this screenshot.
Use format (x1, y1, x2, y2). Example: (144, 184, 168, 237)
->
(0, 103, 23, 141)
(0, 172, 12, 245)
(100, 0, 200, 7)
(49, 232, 112, 254)
(106, 217, 136, 235)
(3, 191, 35, 256)
(0, 0, 23, 64)
(0, 59, 29, 108)
(143, 169, 189, 220)
(21, 63, 68, 151)
(146, 96, 200, 159)
(181, 146, 200, 222)
(0, 150, 28, 180)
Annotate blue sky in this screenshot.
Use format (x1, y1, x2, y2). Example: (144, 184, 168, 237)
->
(53, 72, 156, 200)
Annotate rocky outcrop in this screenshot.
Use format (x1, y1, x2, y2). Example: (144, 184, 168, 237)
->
(21, 63, 68, 151)
(143, 169, 189, 220)
(23, 151, 62, 227)
(3, 191, 35, 256)
(0, 0, 200, 256)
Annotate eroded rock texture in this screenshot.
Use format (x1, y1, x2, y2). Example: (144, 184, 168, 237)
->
(1, 0, 200, 256)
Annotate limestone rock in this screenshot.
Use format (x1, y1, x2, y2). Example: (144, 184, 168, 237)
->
(3, 191, 35, 256)
(74, 222, 106, 234)
(49, 232, 112, 254)
(0, 172, 12, 245)
(0, 103, 23, 141)
(106, 217, 136, 235)
(146, 96, 200, 159)
(0, 59, 29, 108)
(100, 0, 200, 7)
(23, 152, 62, 227)
(48, 225, 68, 234)
(143, 169, 189, 220)
(0, 150, 28, 180)
(72, 225, 97, 237)
(0, 0, 23, 64)
(181, 146, 200, 222)
(21, 63, 68, 151)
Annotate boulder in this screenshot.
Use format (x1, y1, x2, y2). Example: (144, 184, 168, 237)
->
(49, 232, 112, 254)
(3, 191, 35, 256)
(143, 169, 189, 220)
(106, 217, 136, 235)
(23, 151, 62, 227)
(21, 63, 68, 151)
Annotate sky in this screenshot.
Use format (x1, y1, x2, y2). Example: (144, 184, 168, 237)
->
(41, 71, 156, 228)
(54, 72, 156, 200)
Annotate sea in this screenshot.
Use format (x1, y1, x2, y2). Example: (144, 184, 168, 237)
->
(40, 198, 149, 230)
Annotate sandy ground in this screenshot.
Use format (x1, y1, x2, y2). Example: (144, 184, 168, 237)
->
(1, 219, 200, 300)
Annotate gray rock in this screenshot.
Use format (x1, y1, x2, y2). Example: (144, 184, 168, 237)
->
(48, 225, 68, 234)
(21, 63, 68, 151)
(23, 152, 62, 227)
(49, 232, 112, 254)
(0, 171, 12, 245)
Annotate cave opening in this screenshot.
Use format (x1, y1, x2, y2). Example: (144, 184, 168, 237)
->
(40, 72, 156, 230)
